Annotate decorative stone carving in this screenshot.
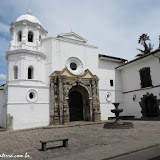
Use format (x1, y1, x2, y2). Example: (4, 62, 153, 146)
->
(50, 67, 101, 125)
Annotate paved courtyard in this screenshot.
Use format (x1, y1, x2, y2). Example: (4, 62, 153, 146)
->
(0, 120, 160, 160)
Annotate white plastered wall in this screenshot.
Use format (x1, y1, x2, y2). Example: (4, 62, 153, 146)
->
(120, 53, 160, 118)
(96, 59, 123, 120)
(7, 86, 49, 130)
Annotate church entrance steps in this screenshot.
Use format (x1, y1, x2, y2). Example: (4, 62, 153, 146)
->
(43, 121, 106, 129)
(0, 127, 6, 132)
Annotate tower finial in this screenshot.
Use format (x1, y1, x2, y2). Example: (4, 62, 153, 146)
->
(27, 0, 32, 15)
(27, 9, 32, 15)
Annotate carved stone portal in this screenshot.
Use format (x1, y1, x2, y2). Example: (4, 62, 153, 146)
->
(139, 92, 159, 118)
(50, 67, 101, 125)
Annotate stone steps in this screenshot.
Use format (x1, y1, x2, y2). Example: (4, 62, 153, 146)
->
(0, 127, 6, 131)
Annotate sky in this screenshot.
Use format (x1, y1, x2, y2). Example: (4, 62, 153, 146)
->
(1, 0, 160, 85)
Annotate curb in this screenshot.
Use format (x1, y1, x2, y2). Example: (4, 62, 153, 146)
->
(102, 144, 160, 160)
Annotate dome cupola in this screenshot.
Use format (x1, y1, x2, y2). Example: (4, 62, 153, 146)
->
(16, 10, 42, 26)
(8, 10, 48, 52)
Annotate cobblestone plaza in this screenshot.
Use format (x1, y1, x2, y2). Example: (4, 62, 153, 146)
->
(0, 120, 160, 160)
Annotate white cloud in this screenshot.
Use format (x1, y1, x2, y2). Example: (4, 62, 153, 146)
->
(0, 74, 6, 81)
(0, 22, 9, 34)
(0, 0, 160, 61)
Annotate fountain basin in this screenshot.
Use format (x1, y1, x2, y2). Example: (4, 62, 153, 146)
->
(111, 109, 123, 114)
(103, 102, 134, 129)
(103, 121, 133, 129)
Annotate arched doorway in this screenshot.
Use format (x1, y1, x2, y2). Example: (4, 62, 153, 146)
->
(69, 85, 90, 122)
(139, 93, 159, 118)
(69, 91, 83, 121)
(50, 68, 101, 125)
(145, 96, 158, 117)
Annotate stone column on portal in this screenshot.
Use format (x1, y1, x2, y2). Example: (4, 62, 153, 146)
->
(53, 78, 60, 125)
(64, 97, 70, 123)
(58, 77, 64, 124)
(95, 81, 101, 121)
(91, 80, 97, 121)
(63, 82, 69, 123)
(49, 79, 54, 125)
(89, 97, 93, 121)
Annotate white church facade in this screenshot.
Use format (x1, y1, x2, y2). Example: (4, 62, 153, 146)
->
(0, 11, 160, 130)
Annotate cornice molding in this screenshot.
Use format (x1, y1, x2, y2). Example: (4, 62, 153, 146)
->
(43, 37, 98, 49)
(57, 32, 87, 43)
(6, 49, 46, 59)
(7, 84, 49, 89)
(7, 102, 49, 105)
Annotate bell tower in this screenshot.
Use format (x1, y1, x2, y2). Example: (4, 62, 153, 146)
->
(6, 10, 48, 84)
(5, 11, 49, 130)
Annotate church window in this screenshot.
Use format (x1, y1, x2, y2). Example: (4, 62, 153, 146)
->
(27, 89, 38, 103)
(28, 66, 34, 79)
(39, 35, 41, 42)
(139, 67, 152, 88)
(70, 63, 77, 70)
(29, 92, 34, 99)
(39, 35, 42, 45)
(14, 66, 18, 79)
(28, 31, 33, 42)
(66, 57, 84, 75)
(17, 31, 22, 42)
(110, 80, 114, 86)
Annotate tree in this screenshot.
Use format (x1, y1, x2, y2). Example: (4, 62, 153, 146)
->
(136, 34, 153, 57)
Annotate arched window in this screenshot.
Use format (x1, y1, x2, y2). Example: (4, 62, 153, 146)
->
(14, 66, 18, 79)
(39, 35, 41, 42)
(39, 35, 42, 45)
(28, 66, 34, 79)
(28, 31, 33, 42)
(17, 31, 22, 42)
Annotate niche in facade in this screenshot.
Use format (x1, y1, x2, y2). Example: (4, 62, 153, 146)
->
(14, 65, 18, 79)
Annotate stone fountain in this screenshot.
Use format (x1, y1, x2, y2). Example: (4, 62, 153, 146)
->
(103, 103, 133, 129)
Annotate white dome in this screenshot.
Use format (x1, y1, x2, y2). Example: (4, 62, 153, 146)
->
(16, 10, 41, 25)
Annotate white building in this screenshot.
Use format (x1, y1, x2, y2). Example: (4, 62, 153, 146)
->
(0, 11, 159, 130)
(117, 50, 160, 119)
